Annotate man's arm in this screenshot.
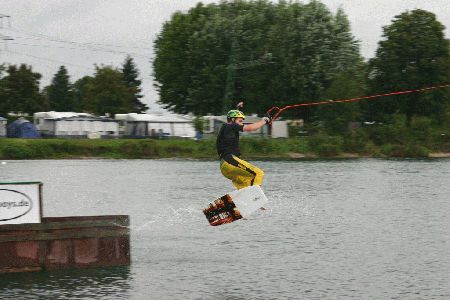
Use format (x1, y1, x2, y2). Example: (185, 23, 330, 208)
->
(243, 118, 270, 132)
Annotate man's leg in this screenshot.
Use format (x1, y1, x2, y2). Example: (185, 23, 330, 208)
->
(220, 157, 267, 211)
(220, 159, 249, 189)
(230, 156, 267, 210)
(231, 156, 264, 188)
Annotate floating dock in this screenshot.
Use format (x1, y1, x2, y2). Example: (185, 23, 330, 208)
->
(0, 215, 130, 273)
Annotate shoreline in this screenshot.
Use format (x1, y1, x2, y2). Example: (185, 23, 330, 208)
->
(428, 152, 450, 158)
(0, 138, 448, 160)
(1, 152, 449, 161)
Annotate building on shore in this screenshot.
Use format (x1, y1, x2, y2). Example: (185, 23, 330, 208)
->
(34, 111, 119, 139)
(115, 113, 196, 139)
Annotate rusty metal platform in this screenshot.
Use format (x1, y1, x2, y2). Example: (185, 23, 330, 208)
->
(0, 215, 130, 273)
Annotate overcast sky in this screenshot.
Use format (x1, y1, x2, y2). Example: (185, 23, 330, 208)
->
(1, 0, 449, 112)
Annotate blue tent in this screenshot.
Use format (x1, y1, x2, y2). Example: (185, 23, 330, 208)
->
(7, 119, 41, 138)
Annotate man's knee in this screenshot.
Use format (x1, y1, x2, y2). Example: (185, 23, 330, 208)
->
(254, 166, 264, 177)
(257, 170, 264, 180)
(253, 167, 264, 185)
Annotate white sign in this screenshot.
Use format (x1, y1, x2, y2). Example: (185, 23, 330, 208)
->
(0, 183, 42, 225)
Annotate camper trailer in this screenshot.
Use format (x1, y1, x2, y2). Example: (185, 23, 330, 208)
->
(115, 113, 196, 139)
(34, 111, 119, 138)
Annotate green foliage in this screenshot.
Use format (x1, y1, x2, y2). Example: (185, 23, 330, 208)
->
(45, 66, 76, 111)
(91, 66, 135, 115)
(381, 144, 430, 158)
(153, 0, 364, 119)
(196, 138, 217, 156)
(0, 64, 7, 117)
(318, 72, 365, 133)
(73, 76, 94, 112)
(80, 66, 135, 115)
(72, 61, 147, 115)
(121, 56, 148, 113)
(193, 116, 206, 132)
(0, 64, 46, 115)
(241, 137, 288, 155)
(0, 127, 448, 160)
(284, 138, 310, 153)
(307, 134, 344, 156)
(364, 115, 436, 146)
(364, 119, 409, 146)
(342, 130, 370, 153)
(367, 9, 450, 125)
(0, 140, 35, 159)
(118, 140, 160, 157)
(0, 58, 147, 117)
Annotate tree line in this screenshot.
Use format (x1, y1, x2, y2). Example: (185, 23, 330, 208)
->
(1, 0, 449, 132)
(0, 56, 148, 117)
(153, 0, 449, 129)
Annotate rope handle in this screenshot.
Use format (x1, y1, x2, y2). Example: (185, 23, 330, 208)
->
(265, 106, 281, 125)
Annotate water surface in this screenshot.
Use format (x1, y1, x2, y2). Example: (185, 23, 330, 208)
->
(0, 158, 449, 299)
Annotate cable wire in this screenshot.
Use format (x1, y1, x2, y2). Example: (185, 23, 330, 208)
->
(266, 84, 450, 122)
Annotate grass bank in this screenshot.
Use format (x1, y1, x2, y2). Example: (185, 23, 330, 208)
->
(0, 129, 448, 160)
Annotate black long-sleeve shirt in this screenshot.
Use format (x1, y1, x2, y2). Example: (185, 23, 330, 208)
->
(216, 123, 244, 158)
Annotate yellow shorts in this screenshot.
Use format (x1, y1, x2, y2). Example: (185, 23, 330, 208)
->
(220, 155, 264, 190)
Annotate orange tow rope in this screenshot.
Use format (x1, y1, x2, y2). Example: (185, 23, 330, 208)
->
(265, 83, 450, 123)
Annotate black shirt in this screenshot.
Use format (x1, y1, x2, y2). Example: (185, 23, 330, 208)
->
(216, 123, 244, 158)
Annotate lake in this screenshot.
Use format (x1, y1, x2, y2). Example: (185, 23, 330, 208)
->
(1, 158, 449, 299)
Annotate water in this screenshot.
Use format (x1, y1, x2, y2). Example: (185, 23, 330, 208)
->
(0, 158, 449, 299)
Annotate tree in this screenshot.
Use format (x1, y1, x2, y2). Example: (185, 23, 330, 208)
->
(84, 66, 135, 115)
(367, 9, 450, 125)
(0, 64, 7, 117)
(193, 116, 206, 133)
(121, 56, 148, 113)
(46, 66, 76, 111)
(153, 1, 365, 119)
(1, 64, 46, 115)
(315, 8, 366, 133)
(318, 72, 365, 133)
(73, 75, 94, 112)
(153, 3, 213, 115)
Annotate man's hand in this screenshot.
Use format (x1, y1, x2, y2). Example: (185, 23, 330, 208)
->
(265, 107, 280, 124)
(263, 110, 276, 124)
(236, 101, 244, 109)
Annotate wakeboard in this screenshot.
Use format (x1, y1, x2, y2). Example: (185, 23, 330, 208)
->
(203, 185, 268, 226)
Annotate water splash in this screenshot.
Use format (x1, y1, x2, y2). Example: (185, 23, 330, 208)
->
(122, 206, 202, 233)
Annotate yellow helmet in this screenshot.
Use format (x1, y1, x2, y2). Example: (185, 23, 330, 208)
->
(227, 110, 245, 119)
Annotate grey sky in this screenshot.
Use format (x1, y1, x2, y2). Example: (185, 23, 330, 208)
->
(1, 0, 449, 112)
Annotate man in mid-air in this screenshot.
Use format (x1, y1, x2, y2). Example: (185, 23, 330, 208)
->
(216, 102, 272, 190)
